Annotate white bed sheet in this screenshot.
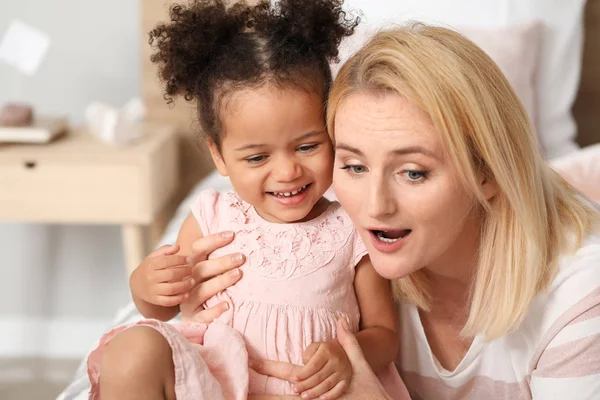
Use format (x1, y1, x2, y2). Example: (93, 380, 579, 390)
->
(56, 171, 232, 400)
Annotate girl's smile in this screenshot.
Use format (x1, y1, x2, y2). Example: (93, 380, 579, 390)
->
(208, 85, 333, 224)
(267, 183, 312, 206)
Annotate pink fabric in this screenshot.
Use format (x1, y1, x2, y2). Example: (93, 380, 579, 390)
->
(402, 371, 531, 400)
(459, 21, 544, 139)
(550, 143, 600, 204)
(87, 189, 407, 399)
(87, 320, 249, 400)
(333, 21, 545, 153)
(534, 333, 600, 378)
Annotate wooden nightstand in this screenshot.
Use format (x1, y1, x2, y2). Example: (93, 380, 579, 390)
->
(0, 123, 180, 275)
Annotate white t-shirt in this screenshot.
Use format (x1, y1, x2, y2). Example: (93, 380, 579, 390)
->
(397, 232, 600, 400)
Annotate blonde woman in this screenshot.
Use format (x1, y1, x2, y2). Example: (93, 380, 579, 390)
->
(183, 24, 600, 399)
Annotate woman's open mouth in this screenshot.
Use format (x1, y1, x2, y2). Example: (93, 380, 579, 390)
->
(373, 229, 411, 242)
(369, 229, 411, 252)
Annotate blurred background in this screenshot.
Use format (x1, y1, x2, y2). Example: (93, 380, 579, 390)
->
(0, 0, 137, 398)
(1, 0, 599, 399)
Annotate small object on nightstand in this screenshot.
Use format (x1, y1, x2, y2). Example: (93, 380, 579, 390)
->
(0, 114, 68, 144)
(0, 103, 34, 126)
(84, 98, 146, 145)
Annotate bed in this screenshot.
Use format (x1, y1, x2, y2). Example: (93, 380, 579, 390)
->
(57, 1, 600, 399)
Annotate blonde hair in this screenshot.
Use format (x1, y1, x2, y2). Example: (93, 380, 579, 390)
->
(327, 23, 599, 340)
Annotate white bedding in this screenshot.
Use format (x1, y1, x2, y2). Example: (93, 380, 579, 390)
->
(56, 171, 233, 400)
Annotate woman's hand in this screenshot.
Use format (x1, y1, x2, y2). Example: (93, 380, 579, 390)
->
(332, 319, 393, 399)
(179, 231, 245, 321)
(249, 319, 394, 400)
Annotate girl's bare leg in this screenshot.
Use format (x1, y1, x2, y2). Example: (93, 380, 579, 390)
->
(99, 326, 176, 400)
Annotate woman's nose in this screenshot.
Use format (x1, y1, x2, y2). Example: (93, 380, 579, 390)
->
(272, 156, 302, 182)
(366, 176, 397, 219)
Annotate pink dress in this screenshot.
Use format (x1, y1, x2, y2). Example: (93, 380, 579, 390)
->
(87, 189, 408, 399)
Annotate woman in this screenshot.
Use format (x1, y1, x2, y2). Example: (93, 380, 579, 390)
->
(186, 24, 600, 399)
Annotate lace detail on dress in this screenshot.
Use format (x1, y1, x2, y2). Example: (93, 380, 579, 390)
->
(220, 192, 356, 280)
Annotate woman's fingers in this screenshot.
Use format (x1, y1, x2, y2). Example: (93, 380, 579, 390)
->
(335, 319, 371, 372)
(190, 231, 235, 260)
(250, 359, 304, 383)
(335, 319, 392, 400)
(192, 253, 245, 283)
(188, 268, 242, 305)
(193, 301, 230, 324)
(185, 243, 244, 312)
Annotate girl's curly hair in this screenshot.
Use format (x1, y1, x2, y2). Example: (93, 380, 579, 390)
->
(149, 0, 359, 148)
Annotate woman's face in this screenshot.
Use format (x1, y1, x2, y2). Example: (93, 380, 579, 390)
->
(333, 92, 482, 279)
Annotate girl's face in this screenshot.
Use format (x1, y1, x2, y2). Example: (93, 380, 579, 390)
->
(209, 85, 333, 223)
(333, 92, 488, 279)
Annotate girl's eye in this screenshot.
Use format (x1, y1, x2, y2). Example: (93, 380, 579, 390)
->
(246, 155, 267, 164)
(297, 144, 319, 153)
(405, 170, 428, 182)
(340, 164, 367, 174)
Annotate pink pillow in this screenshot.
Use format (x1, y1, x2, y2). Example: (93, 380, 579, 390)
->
(333, 20, 545, 149)
(460, 21, 544, 137)
(550, 144, 600, 204)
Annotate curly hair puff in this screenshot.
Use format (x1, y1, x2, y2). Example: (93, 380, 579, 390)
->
(148, 0, 359, 148)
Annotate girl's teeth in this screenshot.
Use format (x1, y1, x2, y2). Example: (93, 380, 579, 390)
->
(273, 185, 307, 197)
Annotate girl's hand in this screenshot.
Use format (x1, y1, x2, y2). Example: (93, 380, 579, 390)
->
(130, 244, 194, 307)
(292, 339, 352, 399)
(179, 232, 245, 321)
(249, 319, 397, 400)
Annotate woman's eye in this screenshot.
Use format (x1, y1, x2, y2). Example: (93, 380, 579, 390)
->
(297, 144, 318, 153)
(405, 170, 427, 182)
(246, 155, 267, 164)
(341, 164, 367, 174)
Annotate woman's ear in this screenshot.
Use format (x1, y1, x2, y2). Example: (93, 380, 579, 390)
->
(481, 175, 498, 200)
(207, 139, 228, 176)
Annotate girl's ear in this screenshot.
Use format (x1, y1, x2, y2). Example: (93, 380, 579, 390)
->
(207, 139, 228, 176)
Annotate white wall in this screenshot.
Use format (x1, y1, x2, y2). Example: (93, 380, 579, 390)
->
(0, 0, 139, 357)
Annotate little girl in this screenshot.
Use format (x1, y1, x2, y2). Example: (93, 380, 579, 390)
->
(87, 1, 407, 399)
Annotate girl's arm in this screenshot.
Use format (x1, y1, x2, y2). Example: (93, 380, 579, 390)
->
(175, 212, 204, 256)
(353, 255, 400, 373)
(130, 213, 202, 321)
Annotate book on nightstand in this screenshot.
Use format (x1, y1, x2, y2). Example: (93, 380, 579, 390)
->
(0, 117, 68, 144)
